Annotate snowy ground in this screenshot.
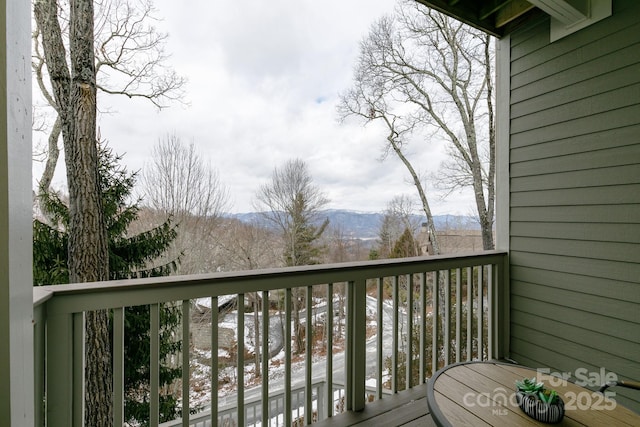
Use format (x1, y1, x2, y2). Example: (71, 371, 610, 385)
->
(183, 295, 401, 418)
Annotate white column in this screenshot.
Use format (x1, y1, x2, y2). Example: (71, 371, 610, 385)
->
(0, 0, 34, 425)
(495, 35, 510, 252)
(495, 35, 511, 359)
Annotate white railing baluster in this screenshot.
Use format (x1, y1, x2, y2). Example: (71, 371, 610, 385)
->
(391, 275, 398, 394)
(284, 289, 292, 426)
(419, 273, 426, 384)
(432, 272, 439, 375)
(350, 280, 366, 411)
(252, 404, 256, 426)
(477, 267, 484, 360)
(466, 267, 472, 361)
(498, 255, 510, 359)
(455, 269, 462, 363)
(237, 293, 244, 427)
(112, 307, 124, 426)
(444, 271, 451, 365)
(35, 251, 507, 426)
(376, 278, 383, 400)
(150, 303, 160, 426)
(316, 382, 324, 421)
(345, 281, 353, 410)
(406, 274, 413, 390)
(210, 296, 218, 427)
(182, 300, 190, 427)
(305, 285, 312, 425)
(261, 290, 269, 427)
(442, 269, 451, 365)
(326, 283, 334, 417)
(488, 264, 494, 360)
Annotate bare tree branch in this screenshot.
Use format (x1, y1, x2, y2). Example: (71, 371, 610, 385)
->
(33, 0, 187, 195)
(338, 1, 495, 250)
(140, 134, 230, 275)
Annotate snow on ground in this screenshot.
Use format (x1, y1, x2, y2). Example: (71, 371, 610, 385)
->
(183, 295, 407, 420)
(194, 295, 236, 310)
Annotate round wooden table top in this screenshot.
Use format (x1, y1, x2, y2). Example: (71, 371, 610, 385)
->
(426, 361, 640, 426)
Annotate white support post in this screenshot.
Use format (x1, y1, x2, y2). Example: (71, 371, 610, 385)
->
(495, 35, 510, 252)
(495, 35, 511, 360)
(0, 0, 34, 425)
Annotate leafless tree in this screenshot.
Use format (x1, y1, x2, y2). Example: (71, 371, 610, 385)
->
(255, 158, 330, 354)
(33, 0, 186, 195)
(321, 225, 369, 264)
(217, 218, 281, 272)
(33, 0, 111, 424)
(255, 158, 330, 267)
(339, 1, 495, 250)
(140, 134, 230, 274)
(374, 195, 423, 259)
(216, 218, 282, 377)
(387, 195, 421, 235)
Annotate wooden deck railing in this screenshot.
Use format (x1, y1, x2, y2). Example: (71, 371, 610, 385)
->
(33, 251, 508, 426)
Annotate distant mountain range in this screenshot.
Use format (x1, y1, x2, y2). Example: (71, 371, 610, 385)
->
(226, 209, 479, 240)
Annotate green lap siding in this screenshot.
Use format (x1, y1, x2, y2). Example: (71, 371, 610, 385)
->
(507, 0, 640, 413)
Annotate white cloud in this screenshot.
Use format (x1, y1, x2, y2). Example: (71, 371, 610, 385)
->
(34, 0, 478, 217)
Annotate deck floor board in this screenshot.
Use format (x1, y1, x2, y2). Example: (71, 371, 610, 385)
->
(313, 384, 436, 427)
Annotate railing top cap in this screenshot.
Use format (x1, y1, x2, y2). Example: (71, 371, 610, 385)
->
(34, 250, 507, 303)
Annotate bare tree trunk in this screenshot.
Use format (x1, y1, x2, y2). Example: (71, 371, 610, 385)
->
(483, 35, 496, 250)
(37, 116, 61, 195)
(36, 0, 112, 424)
(141, 135, 229, 274)
(32, 0, 186, 190)
(385, 127, 440, 255)
(339, 5, 495, 251)
(69, 1, 112, 425)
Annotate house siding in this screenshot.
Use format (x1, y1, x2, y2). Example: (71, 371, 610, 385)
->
(507, 0, 640, 412)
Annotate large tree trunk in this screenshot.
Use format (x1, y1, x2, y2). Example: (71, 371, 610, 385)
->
(483, 34, 496, 251)
(382, 118, 441, 255)
(68, 1, 112, 425)
(35, 0, 112, 424)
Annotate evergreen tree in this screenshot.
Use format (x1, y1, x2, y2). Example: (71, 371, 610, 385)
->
(390, 228, 418, 259)
(33, 143, 182, 425)
(255, 159, 329, 354)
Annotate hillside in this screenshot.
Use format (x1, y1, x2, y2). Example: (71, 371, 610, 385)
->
(226, 209, 479, 240)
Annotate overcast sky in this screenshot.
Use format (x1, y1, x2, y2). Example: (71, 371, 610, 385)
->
(34, 0, 476, 216)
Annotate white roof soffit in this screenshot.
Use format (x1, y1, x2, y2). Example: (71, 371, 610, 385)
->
(528, 0, 612, 42)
